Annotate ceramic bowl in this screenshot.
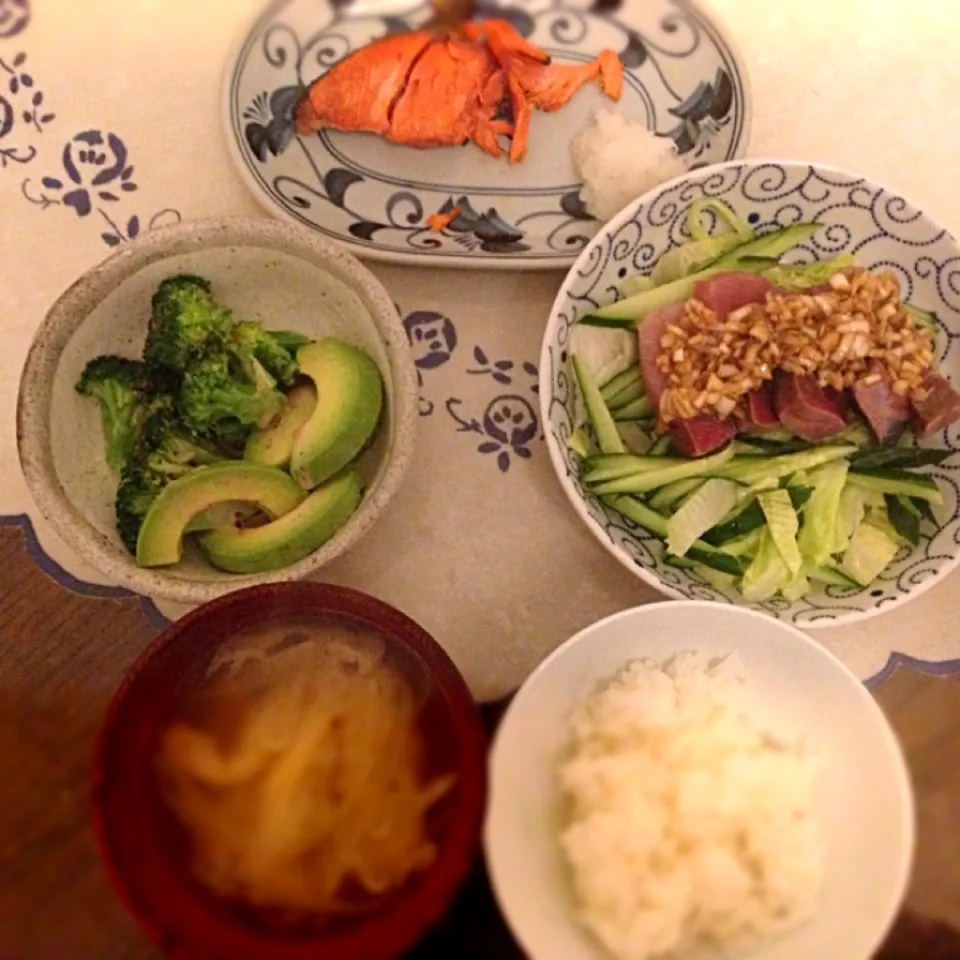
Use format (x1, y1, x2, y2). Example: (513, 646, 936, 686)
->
(540, 160, 960, 627)
(485, 601, 915, 960)
(92, 582, 487, 960)
(17, 216, 417, 606)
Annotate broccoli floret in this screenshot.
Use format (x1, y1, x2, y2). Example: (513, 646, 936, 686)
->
(200, 418, 254, 457)
(76, 355, 157, 471)
(112, 409, 230, 555)
(265, 329, 309, 353)
(140, 408, 227, 479)
(144, 274, 233, 372)
(115, 462, 161, 554)
(230, 321, 300, 387)
(179, 352, 285, 435)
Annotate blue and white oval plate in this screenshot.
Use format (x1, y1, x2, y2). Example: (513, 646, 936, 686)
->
(222, 0, 751, 268)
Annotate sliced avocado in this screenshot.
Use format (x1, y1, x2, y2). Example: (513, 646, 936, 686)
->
(136, 463, 305, 568)
(244, 383, 317, 469)
(198, 469, 362, 574)
(290, 339, 384, 490)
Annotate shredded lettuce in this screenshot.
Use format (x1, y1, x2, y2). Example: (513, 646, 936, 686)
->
(687, 198, 754, 243)
(569, 325, 638, 392)
(693, 563, 738, 590)
(761, 253, 855, 289)
(841, 519, 901, 587)
(620, 274, 657, 297)
(666, 478, 740, 557)
(834, 485, 870, 556)
(797, 461, 849, 567)
(741, 529, 789, 601)
(650, 234, 743, 286)
(758, 489, 803, 575)
(782, 569, 811, 601)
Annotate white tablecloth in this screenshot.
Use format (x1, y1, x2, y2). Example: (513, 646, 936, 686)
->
(3, 0, 959, 699)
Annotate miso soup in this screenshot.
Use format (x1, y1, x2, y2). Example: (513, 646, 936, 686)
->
(154, 615, 457, 927)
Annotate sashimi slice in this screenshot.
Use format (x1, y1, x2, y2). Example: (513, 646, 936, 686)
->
(692, 272, 777, 318)
(736, 383, 780, 433)
(773, 372, 847, 441)
(670, 415, 737, 457)
(851, 359, 910, 444)
(638, 301, 684, 411)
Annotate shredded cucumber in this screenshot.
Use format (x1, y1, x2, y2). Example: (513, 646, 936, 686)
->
(605, 496, 746, 576)
(582, 454, 687, 484)
(605, 379, 645, 411)
(590, 446, 735, 496)
(612, 396, 653, 421)
(567, 427, 594, 459)
(719, 528, 764, 557)
(648, 477, 707, 512)
(600, 367, 642, 405)
(846, 468, 943, 505)
(648, 434, 673, 456)
(571, 353, 624, 455)
(715, 446, 856, 485)
(616, 422, 653, 455)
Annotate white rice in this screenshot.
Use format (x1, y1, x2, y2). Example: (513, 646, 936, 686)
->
(571, 109, 688, 223)
(558, 652, 824, 960)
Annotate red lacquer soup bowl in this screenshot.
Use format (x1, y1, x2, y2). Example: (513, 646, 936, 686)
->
(92, 583, 488, 960)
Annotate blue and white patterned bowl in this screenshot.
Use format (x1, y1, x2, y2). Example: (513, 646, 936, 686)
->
(540, 160, 960, 627)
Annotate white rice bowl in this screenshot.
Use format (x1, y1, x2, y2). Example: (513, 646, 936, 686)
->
(484, 602, 915, 960)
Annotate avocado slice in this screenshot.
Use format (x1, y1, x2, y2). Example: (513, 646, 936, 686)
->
(136, 463, 305, 568)
(198, 469, 362, 574)
(244, 383, 317, 469)
(290, 339, 384, 490)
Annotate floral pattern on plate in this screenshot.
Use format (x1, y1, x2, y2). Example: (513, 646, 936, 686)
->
(223, 0, 750, 267)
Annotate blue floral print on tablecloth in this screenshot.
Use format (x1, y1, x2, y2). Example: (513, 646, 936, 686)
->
(445, 347, 541, 473)
(0, 51, 51, 166)
(36, 129, 137, 216)
(0, 0, 29, 39)
(21, 128, 182, 246)
(402, 309, 459, 417)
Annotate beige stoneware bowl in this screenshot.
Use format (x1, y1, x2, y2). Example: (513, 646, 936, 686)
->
(17, 217, 417, 606)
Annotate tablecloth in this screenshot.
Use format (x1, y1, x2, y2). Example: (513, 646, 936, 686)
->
(3, 0, 959, 699)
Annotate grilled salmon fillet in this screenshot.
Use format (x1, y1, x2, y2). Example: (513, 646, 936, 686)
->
(294, 19, 623, 163)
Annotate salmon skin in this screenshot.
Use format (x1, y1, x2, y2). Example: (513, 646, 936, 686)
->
(294, 19, 623, 163)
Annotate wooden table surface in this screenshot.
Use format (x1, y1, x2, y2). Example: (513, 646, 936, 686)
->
(2, 521, 959, 960)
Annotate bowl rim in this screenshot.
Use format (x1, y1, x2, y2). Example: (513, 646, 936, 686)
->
(538, 157, 960, 628)
(91, 581, 488, 960)
(16, 215, 418, 606)
(484, 599, 917, 960)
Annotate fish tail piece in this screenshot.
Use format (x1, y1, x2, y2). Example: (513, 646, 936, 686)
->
(598, 49, 624, 100)
(426, 206, 462, 231)
(469, 18, 551, 64)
